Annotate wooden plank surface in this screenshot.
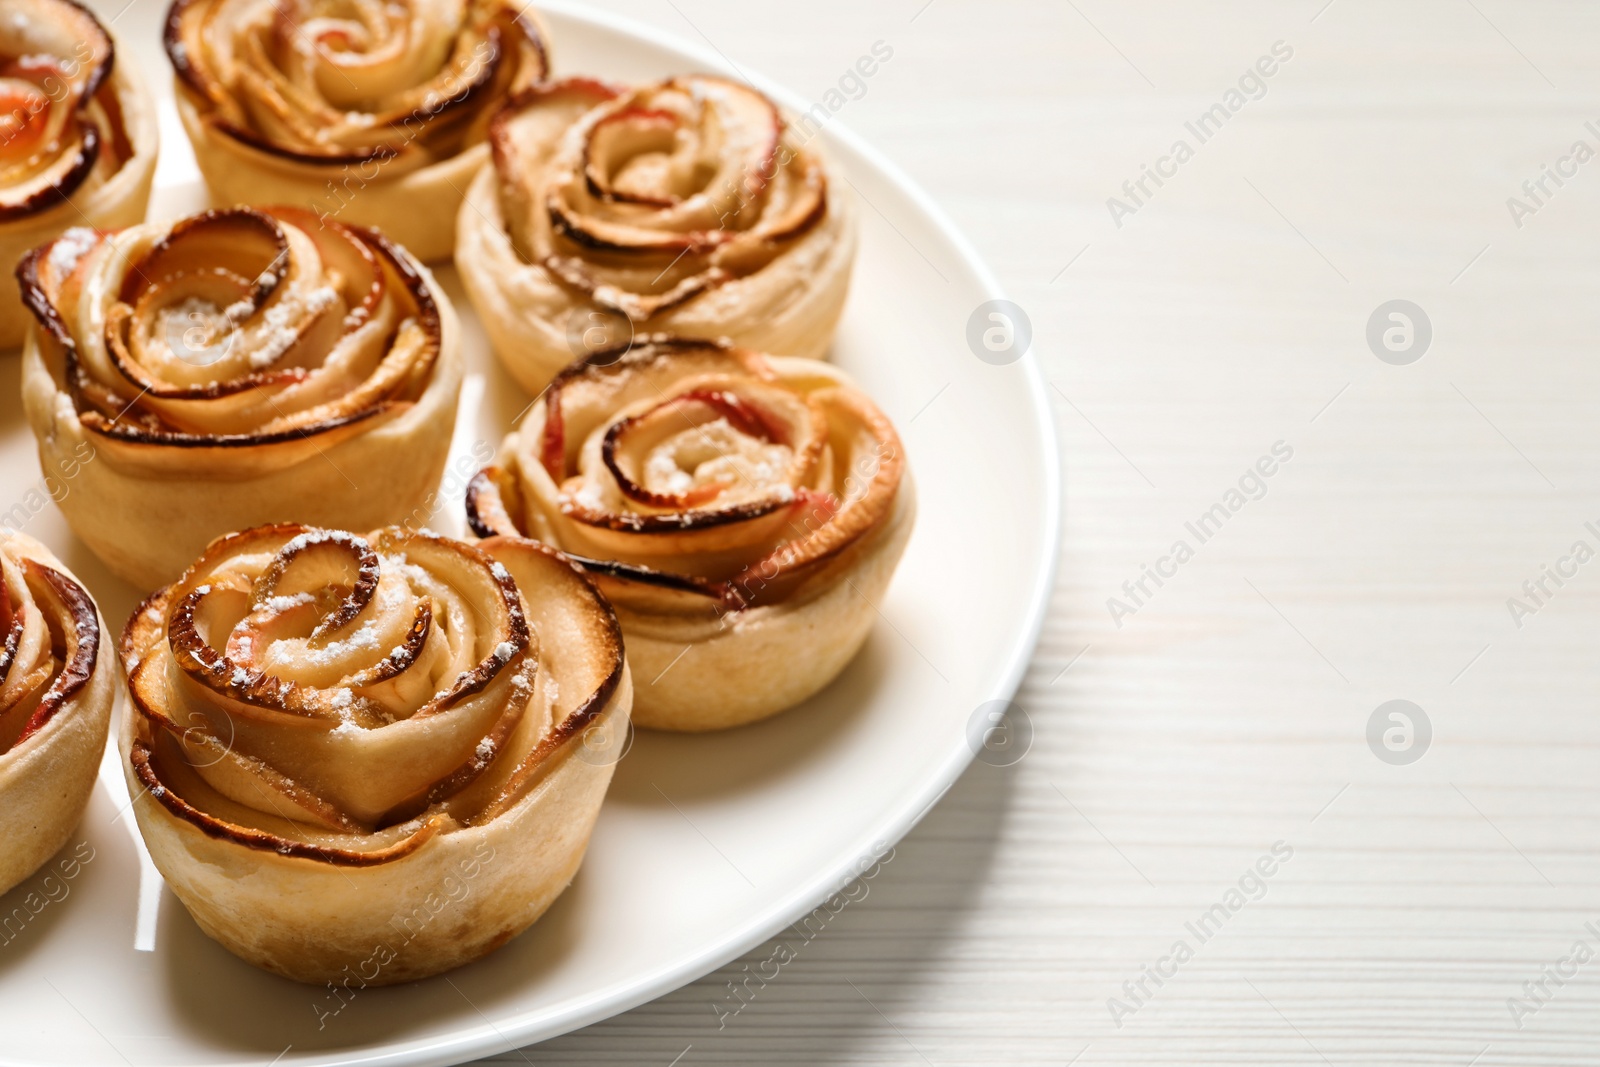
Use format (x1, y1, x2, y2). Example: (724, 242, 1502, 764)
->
(471, 1, 1600, 1064)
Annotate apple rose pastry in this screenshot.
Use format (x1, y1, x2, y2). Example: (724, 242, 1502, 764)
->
(457, 74, 857, 394)
(18, 205, 462, 590)
(466, 338, 912, 732)
(119, 524, 631, 984)
(0, 532, 116, 897)
(165, 0, 550, 262)
(0, 0, 158, 348)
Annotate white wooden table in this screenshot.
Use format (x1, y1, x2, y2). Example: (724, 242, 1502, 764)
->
(91, 0, 1600, 1062)
(463, 2, 1600, 1064)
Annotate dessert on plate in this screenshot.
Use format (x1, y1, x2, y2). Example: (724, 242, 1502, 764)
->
(119, 523, 631, 983)
(0, 0, 157, 348)
(165, 0, 550, 262)
(17, 205, 462, 589)
(467, 337, 912, 731)
(0, 532, 116, 897)
(457, 74, 856, 393)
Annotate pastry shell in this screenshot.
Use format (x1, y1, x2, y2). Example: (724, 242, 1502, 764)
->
(18, 207, 463, 589)
(467, 338, 913, 731)
(457, 75, 857, 394)
(0, 533, 116, 896)
(165, 0, 549, 263)
(119, 525, 632, 984)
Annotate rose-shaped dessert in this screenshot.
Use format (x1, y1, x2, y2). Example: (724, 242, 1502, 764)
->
(0, 0, 158, 348)
(18, 205, 462, 589)
(166, 0, 550, 262)
(120, 524, 631, 984)
(0, 532, 116, 896)
(457, 75, 857, 394)
(466, 338, 912, 731)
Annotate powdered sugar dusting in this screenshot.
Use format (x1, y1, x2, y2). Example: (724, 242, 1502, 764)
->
(265, 592, 314, 613)
(47, 228, 97, 278)
(247, 286, 339, 369)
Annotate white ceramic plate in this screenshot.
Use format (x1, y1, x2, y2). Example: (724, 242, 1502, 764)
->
(0, 3, 1058, 1064)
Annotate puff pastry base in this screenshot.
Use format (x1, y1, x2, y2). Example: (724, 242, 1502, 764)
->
(176, 91, 488, 264)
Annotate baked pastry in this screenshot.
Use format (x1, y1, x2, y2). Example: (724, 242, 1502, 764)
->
(0, 532, 116, 896)
(0, 0, 158, 348)
(18, 205, 462, 590)
(119, 523, 631, 984)
(457, 75, 856, 394)
(467, 337, 912, 731)
(165, 0, 549, 262)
